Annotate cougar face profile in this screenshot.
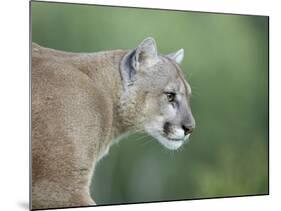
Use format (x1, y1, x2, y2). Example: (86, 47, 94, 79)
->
(31, 37, 195, 209)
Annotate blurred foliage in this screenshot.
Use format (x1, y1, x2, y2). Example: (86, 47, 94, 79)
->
(31, 1, 269, 205)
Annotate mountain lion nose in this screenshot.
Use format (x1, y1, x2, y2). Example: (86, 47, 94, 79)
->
(182, 125, 194, 136)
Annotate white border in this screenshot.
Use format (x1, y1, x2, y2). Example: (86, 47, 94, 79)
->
(1, 0, 280, 211)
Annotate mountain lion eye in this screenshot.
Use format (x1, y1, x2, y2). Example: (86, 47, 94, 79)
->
(165, 92, 176, 102)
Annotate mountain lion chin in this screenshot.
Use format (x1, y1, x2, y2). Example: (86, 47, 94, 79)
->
(159, 137, 184, 150)
(149, 132, 184, 150)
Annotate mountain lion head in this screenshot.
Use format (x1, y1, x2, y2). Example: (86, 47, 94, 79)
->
(120, 37, 195, 150)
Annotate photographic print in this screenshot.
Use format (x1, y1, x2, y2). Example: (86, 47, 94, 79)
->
(30, 1, 269, 210)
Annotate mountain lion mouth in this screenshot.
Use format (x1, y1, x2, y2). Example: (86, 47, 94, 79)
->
(159, 133, 191, 150)
(144, 126, 191, 150)
(163, 133, 190, 142)
(150, 133, 184, 150)
(169, 138, 183, 141)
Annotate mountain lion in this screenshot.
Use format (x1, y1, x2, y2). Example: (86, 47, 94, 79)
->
(31, 37, 195, 209)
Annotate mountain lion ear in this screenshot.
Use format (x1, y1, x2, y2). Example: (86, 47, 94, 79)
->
(167, 48, 184, 64)
(133, 37, 158, 69)
(120, 37, 158, 89)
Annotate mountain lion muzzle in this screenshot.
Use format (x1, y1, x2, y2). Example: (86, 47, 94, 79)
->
(31, 37, 195, 209)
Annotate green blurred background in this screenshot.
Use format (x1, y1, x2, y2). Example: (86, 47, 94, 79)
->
(31, 1, 269, 205)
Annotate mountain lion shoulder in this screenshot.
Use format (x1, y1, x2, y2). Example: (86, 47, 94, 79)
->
(31, 37, 195, 209)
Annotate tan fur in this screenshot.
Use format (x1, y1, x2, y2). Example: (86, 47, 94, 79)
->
(31, 39, 194, 209)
